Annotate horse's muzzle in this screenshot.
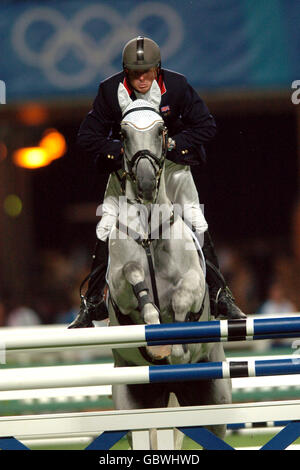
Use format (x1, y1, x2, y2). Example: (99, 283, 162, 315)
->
(135, 153, 158, 201)
(138, 177, 156, 201)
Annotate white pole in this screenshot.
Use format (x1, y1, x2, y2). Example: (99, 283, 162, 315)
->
(0, 324, 146, 350)
(0, 363, 150, 391)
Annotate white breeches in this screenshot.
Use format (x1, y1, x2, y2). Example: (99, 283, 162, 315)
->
(96, 160, 208, 243)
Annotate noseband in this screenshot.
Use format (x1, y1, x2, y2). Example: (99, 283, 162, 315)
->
(126, 149, 164, 180)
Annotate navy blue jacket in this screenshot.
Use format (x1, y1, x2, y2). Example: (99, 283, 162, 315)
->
(78, 69, 217, 173)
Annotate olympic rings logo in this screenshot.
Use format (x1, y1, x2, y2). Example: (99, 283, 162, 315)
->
(12, 3, 184, 89)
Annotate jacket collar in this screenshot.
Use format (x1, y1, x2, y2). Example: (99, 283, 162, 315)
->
(123, 72, 166, 97)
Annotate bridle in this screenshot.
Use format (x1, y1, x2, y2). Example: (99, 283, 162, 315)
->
(125, 149, 164, 180)
(118, 105, 168, 198)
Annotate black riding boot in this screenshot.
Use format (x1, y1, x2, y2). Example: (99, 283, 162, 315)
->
(68, 240, 109, 328)
(202, 231, 246, 319)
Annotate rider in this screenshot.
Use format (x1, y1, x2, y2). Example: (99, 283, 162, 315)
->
(69, 36, 246, 328)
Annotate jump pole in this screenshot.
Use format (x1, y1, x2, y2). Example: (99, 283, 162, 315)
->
(2, 317, 300, 351)
(1, 358, 300, 391)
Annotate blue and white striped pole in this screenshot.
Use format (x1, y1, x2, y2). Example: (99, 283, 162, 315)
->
(2, 317, 300, 351)
(145, 317, 300, 344)
(1, 358, 300, 391)
(148, 358, 300, 384)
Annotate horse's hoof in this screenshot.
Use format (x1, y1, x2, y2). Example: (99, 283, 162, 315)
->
(146, 345, 171, 360)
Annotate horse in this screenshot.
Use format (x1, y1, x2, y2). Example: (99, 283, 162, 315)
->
(105, 80, 231, 449)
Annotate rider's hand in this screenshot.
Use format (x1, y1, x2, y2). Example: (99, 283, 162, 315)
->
(167, 138, 176, 151)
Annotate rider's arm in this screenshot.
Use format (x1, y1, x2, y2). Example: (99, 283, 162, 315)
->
(77, 83, 123, 173)
(168, 78, 216, 165)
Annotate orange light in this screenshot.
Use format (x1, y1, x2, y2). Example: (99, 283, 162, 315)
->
(39, 129, 67, 160)
(13, 147, 52, 169)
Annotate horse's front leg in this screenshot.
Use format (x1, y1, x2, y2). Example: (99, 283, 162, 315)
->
(171, 269, 205, 364)
(123, 261, 160, 324)
(123, 261, 171, 360)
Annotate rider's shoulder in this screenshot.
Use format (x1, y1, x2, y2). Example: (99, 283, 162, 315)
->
(98, 71, 125, 92)
(162, 68, 188, 87)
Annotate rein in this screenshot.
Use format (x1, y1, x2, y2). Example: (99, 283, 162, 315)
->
(129, 148, 164, 172)
(115, 148, 165, 198)
(116, 209, 176, 311)
(113, 105, 170, 312)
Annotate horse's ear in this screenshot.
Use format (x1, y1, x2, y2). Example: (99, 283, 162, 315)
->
(118, 83, 132, 114)
(149, 80, 161, 111)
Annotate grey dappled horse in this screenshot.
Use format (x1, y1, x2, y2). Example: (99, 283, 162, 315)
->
(106, 81, 231, 448)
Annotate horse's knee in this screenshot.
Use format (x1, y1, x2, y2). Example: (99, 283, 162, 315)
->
(123, 261, 144, 284)
(172, 270, 204, 321)
(123, 262, 160, 324)
(172, 288, 192, 318)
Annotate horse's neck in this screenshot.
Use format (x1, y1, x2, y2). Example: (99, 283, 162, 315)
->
(124, 166, 173, 236)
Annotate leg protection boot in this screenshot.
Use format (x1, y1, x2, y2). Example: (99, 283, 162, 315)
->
(202, 231, 246, 319)
(68, 240, 109, 328)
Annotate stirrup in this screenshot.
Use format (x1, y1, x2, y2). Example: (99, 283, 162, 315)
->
(215, 286, 246, 319)
(209, 287, 222, 317)
(80, 294, 102, 311)
(81, 293, 107, 319)
(219, 286, 235, 302)
(210, 286, 235, 317)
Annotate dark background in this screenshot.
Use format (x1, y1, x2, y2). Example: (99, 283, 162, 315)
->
(31, 109, 298, 250)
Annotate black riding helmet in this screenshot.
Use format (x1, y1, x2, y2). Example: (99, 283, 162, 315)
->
(122, 36, 161, 71)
